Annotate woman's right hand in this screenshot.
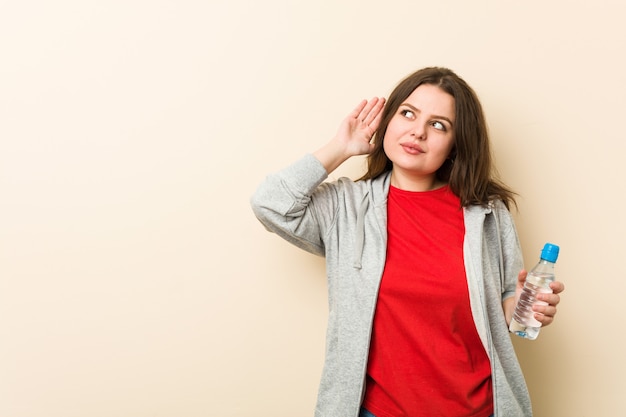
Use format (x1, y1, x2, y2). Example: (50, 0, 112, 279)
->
(313, 98, 386, 174)
(335, 97, 386, 156)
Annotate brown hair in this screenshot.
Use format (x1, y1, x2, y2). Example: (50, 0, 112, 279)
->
(359, 67, 516, 209)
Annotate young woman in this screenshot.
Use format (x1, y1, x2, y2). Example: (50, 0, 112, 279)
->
(251, 67, 564, 417)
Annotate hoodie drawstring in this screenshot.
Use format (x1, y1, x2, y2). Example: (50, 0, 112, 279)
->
(353, 193, 370, 269)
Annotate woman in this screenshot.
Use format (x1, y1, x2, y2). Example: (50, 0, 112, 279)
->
(251, 67, 564, 417)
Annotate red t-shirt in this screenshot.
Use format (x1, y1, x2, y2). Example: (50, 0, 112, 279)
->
(362, 185, 493, 417)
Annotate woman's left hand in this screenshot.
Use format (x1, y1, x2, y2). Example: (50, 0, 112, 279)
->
(515, 270, 565, 327)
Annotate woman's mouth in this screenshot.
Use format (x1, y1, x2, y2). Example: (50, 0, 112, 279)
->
(400, 143, 424, 155)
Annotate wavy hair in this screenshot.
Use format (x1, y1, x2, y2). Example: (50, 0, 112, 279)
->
(359, 67, 516, 209)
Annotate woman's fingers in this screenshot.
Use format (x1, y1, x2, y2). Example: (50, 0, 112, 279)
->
(359, 97, 384, 124)
(550, 280, 565, 295)
(349, 99, 368, 120)
(533, 285, 563, 326)
(351, 97, 385, 127)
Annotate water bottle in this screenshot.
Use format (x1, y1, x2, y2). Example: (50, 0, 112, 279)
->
(509, 243, 560, 340)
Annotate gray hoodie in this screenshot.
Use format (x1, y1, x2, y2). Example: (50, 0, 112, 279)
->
(251, 154, 532, 417)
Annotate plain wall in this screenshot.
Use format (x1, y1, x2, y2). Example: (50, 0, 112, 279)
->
(1, 1, 625, 416)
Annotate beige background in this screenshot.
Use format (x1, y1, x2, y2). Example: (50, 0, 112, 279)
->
(1, 1, 624, 416)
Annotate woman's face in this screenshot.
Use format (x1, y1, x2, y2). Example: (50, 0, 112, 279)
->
(383, 84, 456, 191)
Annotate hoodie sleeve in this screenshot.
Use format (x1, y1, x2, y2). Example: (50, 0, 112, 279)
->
(493, 200, 524, 301)
(250, 154, 340, 257)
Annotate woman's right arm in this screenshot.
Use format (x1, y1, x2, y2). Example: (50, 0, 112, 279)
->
(250, 154, 332, 256)
(250, 98, 385, 255)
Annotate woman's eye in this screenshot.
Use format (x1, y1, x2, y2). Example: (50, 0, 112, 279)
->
(400, 109, 415, 119)
(432, 121, 445, 131)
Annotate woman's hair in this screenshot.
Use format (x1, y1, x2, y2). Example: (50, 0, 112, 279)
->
(359, 67, 517, 209)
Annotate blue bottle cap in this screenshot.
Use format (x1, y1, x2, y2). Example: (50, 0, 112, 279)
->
(540, 243, 560, 263)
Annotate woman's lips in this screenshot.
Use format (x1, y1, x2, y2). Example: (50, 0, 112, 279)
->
(400, 143, 424, 155)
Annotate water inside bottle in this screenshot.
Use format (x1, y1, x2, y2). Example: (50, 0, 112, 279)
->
(510, 272, 554, 340)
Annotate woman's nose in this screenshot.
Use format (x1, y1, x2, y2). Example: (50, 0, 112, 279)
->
(411, 123, 426, 140)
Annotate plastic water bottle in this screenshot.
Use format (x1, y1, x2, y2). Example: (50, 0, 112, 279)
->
(509, 243, 560, 340)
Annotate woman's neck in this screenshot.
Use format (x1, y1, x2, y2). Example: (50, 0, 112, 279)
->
(390, 170, 446, 192)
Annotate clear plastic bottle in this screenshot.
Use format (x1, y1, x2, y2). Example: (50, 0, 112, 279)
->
(509, 243, 560, 340)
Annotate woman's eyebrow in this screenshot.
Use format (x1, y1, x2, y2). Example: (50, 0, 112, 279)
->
(401, 102, 454, 127)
